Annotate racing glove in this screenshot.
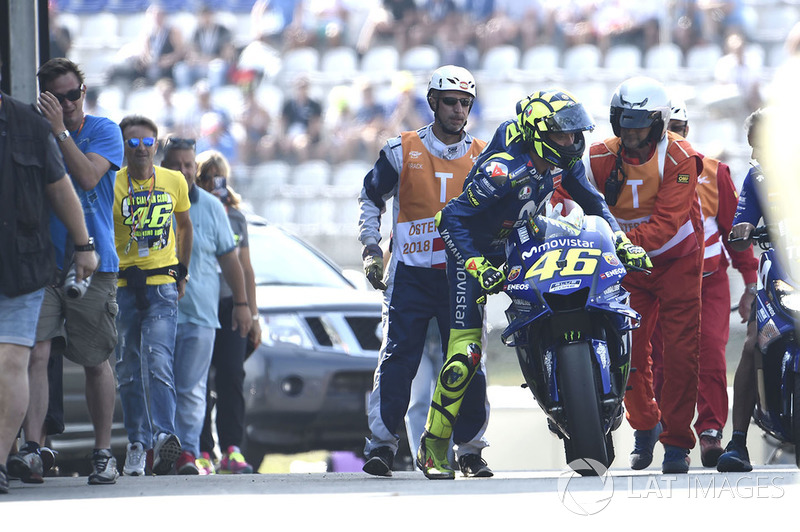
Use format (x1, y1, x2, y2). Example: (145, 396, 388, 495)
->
(362, 244, 387, 290)
(465, 256, 505, 302)
(614, 231, 653, 270)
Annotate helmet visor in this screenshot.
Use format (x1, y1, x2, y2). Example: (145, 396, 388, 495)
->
(545, 103, 594, 133)
(615, 107, 659, 129)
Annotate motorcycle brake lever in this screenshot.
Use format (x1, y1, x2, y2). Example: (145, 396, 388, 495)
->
(626, 265, 652, 275)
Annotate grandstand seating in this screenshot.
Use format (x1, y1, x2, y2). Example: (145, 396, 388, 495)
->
(400, 45, 441, 73)
(51, 2, 794, 261)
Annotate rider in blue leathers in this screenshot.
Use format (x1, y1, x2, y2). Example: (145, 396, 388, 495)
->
(417, 89, 650, 479)
(718, 108, 774, 472)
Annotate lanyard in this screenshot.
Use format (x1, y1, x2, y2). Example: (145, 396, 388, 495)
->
(125, 169, 156, 255)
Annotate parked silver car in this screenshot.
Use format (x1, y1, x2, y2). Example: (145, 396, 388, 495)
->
(240, 220, 383, 464)
(51, 219, 382, 473)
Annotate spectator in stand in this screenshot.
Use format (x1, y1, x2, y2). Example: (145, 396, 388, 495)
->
(649, 98, 759, 468)
(417, 0, 459, 49)
(385, 70, 432, 134)
(196, 112, 239, 167)
(284, 0, 349, 50)
(353, 79, 389, 160)
(473, 0, 547, 54)
(236, 82, 274, 166)
(7, 58, 124, 487)
(196, 153, 262, 475)
(177, 79, 231, 139)
(552, 1, 598, 49)
(356, 0, 419, 55)
(0, 83, 98, 496)
(593, 0, 660, 54)
(714, 32, 763, 117)
(113, 115, 192, 477)
(174, 6, 235, 90)
(251, 0, 298, 42)
(161, 142, 251, 476)
(325, 85, 360, 164)
(107, 4, 186, 87)
(152, 77, 179, 138)
(47, 0, 72, 59)
(277, 74, 325, 162)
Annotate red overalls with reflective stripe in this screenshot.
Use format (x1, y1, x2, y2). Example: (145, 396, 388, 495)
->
(589, 132, 704, 450)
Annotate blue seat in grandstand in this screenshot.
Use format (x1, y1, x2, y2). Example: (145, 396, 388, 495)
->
(217, 0, 259, 12)
(104, 0, 150, 13)
(56, 0, 107, 14)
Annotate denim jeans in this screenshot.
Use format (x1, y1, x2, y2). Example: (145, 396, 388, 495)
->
(174, 322, 216, 456)
(115, 283, 179, 448)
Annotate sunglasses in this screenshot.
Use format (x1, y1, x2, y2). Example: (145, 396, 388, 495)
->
(440, 97, 473, 107)
(52, 85, 85, 104)
(126, 137, 156, 148)
(166, 137, 196, 149)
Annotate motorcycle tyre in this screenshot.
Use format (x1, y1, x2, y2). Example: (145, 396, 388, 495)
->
(557, 342, 609, 476)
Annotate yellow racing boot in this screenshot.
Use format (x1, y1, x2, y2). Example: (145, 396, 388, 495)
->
(416, 431, 455, 480)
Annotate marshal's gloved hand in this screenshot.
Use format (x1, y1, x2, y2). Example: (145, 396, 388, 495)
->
(614, 231, 653, 270)
(465, 256, 505, 303)
(362, 244, 387, 290)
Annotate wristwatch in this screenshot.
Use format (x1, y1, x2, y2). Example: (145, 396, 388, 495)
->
(747, 284, 758, 295)
(57, 130, 70, 143)
(74, 237, 95, 252)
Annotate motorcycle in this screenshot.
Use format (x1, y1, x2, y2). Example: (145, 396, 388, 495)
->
(742, 226, 800, 467)
(500, 203, 641, 476)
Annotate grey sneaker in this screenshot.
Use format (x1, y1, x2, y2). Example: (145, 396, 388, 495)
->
(88, 448, 119, 485)
(123, 442, 146, 476)
(152, 433, 182, 475)
(7, 447, 44, 484)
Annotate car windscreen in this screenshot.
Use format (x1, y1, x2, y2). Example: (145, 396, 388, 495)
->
(249, 225, 352, 288)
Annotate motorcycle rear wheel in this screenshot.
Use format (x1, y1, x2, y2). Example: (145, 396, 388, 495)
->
(557, 342, 609, 476)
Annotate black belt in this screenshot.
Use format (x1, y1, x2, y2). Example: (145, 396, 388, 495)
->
(118, 265, 180, 310)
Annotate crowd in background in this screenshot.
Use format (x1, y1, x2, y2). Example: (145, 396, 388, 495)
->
(48, 0, 799, 169)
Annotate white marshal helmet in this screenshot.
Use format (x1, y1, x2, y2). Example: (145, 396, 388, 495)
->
(427, 65, 476, 98)
(671, 98, 689, 122)
(609, 76, 671, 142)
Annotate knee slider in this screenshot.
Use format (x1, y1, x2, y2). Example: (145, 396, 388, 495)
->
(439, 343, 481, 397)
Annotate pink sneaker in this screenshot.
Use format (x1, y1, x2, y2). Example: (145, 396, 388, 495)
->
(196, 452, 216, 475)
(218, 446, 254, 474)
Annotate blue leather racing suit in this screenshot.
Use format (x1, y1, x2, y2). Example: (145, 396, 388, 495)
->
(426, 118, 622, 442)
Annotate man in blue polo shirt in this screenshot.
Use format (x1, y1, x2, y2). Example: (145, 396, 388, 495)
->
(161, 140, 252, 474)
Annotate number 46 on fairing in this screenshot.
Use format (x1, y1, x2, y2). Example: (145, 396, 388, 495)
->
(525, 248, 601, 281)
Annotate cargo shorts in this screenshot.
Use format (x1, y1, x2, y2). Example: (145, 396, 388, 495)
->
(36, 272, 119, 367)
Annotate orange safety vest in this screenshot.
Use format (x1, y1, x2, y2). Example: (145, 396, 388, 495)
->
(395, 131, 485, 268)
(588, 132, 704, 266)
(696, 156, 724, 274)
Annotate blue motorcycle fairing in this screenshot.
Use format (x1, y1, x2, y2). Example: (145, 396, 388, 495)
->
(751, 247, 800, 444)
(501, 214, 639, 344)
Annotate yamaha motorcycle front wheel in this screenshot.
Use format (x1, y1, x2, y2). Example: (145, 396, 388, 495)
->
(557, 342, 610, 475)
